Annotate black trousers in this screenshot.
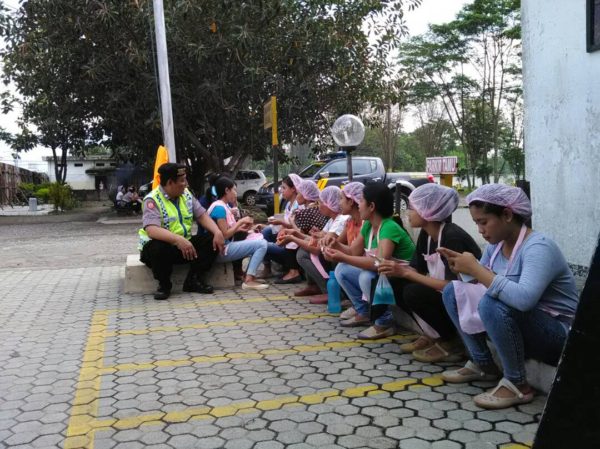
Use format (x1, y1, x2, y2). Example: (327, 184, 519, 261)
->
(403, 282, 457, 341)
(140, 233, 218, 288)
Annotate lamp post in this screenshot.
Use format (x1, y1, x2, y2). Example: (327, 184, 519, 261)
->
(331, 115, 365, 182)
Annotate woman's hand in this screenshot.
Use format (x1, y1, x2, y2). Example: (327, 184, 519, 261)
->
(437, 247, 479, 275)
(378, 260, 414, 278)
(323, 247, 344, 262)
(277, 234, 293, 245)
(321, 233, 337, 248)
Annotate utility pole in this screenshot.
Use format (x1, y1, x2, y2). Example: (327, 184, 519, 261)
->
(153, 0, 177, 162)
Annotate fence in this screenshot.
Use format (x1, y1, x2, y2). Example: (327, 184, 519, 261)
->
(0, 162, 49, 206)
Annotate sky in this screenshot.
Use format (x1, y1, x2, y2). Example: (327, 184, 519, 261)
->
(0, 0, 470, 168)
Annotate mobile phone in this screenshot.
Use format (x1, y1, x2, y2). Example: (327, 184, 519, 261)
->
(459, 272, 475, 282)
(368, 253, 383, 262)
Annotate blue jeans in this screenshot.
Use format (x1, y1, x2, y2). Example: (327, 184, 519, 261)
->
(262, 227, 276, 242)
(217, 239, 268, 277)
(442, 282, 569, 385)
(335, 263, 393, 327)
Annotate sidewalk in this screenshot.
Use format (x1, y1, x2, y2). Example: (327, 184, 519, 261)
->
(0, 263, 541, 449)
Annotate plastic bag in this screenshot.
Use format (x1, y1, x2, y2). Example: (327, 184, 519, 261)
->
(372, 274, 396, 306)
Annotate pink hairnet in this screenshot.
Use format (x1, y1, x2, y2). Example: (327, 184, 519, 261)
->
(319, 185, 342, 214)
(342, 182, 364, 205)
(297, 180, 320, 202)
(467, 184, 532, 219)
(287, 173, 303, 190)
(408, 183, 458, 222)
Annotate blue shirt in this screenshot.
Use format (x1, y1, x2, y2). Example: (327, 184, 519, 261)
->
(482, 231, 578, 320)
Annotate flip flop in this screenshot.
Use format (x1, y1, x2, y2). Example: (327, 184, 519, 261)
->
(474, 378, 534, 410)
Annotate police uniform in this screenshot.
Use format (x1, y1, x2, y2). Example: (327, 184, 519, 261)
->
(138, 183, 218, 296)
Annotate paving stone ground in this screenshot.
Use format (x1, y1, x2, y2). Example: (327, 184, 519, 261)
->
(0, 219, 541, 449)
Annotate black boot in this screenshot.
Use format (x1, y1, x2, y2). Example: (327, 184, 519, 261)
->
(154, 282, 172, 300)
(183, 272, 214, 294)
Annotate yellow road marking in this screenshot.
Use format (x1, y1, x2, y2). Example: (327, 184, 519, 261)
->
(84, 376, 443, 435)
(102, 294, 293, 314)
(105, 312, 337, 337)
(100, 334, 417, 374)
(64, 311, 109, 449)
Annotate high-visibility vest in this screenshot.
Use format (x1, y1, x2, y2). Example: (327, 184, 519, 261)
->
(138, 188, 194, 251)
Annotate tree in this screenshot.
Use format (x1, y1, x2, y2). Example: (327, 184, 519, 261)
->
(2, 0, 422, 191)
(399, 0, 521, 185)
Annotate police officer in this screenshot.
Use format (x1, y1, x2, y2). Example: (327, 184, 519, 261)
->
(138, 163, 225, 300)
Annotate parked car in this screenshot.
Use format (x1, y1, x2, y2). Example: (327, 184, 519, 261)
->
(256, 156, 434, 215)
(234, 169, 267, 206)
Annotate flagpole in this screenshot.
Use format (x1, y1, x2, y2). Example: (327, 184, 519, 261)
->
(153, 0, 177, 163)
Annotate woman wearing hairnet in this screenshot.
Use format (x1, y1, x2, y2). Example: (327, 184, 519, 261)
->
(437, 184, 578, 409)
(324, 182, 415, 339)
(378, 183, 481, 361)
(278, 185, 349, 302)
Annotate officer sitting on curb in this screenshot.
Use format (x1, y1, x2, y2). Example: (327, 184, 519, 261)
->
(138, 163, 226, 300)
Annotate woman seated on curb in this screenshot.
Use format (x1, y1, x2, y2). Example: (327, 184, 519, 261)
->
(324, 182, 415, 339)
(207, 176, 269, 290)
(378, 183, 481, 361)
(438, 184, 578, 410)
(259, 174, 303, 282)
(321, 182, 365, 251)
(278, 185, 349, 303)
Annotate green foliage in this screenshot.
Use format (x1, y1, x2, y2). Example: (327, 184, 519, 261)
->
(398, 0, 522, 185)
(35, 187, 50, 203)
(47, 182, 76, 211)
(2, 0, 421, 191)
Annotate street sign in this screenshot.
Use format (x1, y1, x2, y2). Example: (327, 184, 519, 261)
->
(426, 156, 458, 174)
(263, 99, 272, 130)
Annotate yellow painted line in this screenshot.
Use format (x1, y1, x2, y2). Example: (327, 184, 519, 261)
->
(85, 375, 443, 434)
(100, 334, 417, 374)
(64, 311, 109, 449)
(104, 312, 337, 337)
(101, 294, 293, 314)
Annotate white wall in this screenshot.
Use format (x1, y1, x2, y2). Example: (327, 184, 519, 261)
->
(522, 0, 600, 273)
(47, 159, 115, 190)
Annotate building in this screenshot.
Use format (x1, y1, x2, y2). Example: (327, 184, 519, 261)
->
(522, 0, 600, 279)
(45, 156, 151, 200)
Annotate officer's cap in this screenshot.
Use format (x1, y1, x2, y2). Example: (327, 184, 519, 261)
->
(158, 163, 187, 185)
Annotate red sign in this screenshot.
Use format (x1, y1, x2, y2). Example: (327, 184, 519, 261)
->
(426, 156, 458, 174)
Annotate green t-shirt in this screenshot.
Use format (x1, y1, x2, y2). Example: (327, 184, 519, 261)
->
(360, 217, 415, 261)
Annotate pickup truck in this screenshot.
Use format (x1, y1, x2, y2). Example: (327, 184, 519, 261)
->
(255, 156, 434, 215)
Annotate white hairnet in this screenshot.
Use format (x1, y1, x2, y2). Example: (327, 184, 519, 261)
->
(342, 182, 364, 205)
(297, 180, 320, 202)
(467, 184, 532, 219)
(287, 173, 303, 189)
(408, 183, 458, 222)
(319, 185, 342, 214)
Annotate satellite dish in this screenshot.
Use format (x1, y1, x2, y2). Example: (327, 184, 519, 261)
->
(331, 114, 365, 148)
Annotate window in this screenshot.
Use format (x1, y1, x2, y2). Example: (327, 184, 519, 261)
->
(588, 0, 600, 52)
(246, 171, 261, 179)
(74, 163, 83, 167)
(324, 160, 347, 177)
(110, 163, 117, 167)
(352, 159, 375, 176)
(95, 163, 105, 167)
(235, 172, 246, 180)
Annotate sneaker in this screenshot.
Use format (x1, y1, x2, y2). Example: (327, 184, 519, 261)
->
(399, 335, 435, 353)
(340, 307, 357, 320)
(242, 281, 269, 290)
